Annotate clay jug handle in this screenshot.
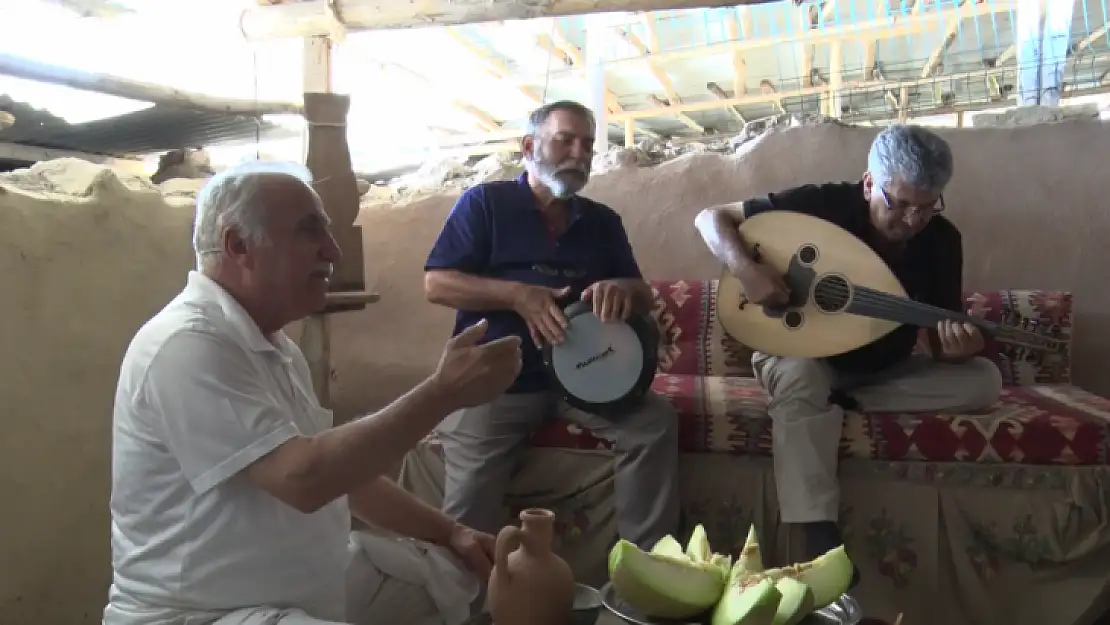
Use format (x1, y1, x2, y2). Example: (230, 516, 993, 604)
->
(493, 525, 523, 584)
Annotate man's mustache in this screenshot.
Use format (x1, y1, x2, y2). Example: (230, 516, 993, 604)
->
(553, 163, 589, 175)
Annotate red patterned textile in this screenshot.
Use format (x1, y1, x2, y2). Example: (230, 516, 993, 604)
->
(533, 377, 1110, 466)
(529, 280, 1103, 466)
(648, 280, 1074, 385)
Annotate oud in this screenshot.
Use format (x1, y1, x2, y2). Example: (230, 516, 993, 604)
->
(715, 211, 1067, 359)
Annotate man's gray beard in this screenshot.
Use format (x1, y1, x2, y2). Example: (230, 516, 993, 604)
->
(533, 159, 589, 200)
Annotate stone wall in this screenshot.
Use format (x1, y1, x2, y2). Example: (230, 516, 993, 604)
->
(2, 110, 1109, 624)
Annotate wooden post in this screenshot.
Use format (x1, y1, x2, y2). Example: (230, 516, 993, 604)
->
(298, 35, 379, 410)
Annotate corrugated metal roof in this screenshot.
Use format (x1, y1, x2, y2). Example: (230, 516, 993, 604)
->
(0, 94, 299, 157)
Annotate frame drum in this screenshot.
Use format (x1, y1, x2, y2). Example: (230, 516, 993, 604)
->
(543, 300, 660, 417)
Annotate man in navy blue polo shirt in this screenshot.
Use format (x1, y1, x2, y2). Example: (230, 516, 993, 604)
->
(423, 100, 680, 550)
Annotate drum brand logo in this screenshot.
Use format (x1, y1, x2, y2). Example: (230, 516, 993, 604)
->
(576, 345, 615, 370)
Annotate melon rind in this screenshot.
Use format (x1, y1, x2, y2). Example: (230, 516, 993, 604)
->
(710, 576, 783, 625)
(608, 538, 726, 620)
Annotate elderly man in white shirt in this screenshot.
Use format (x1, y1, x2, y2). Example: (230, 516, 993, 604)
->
(104, 160, 524, 625)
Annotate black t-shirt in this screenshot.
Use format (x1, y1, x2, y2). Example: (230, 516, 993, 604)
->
(743, 181, 964, 374)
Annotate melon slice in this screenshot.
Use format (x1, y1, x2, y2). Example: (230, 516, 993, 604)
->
(771, 577, 815, 625)
(686, 523, 712, 563)
(651, 534, 685, 559)
(756, 545, 855, 611)
(710, 552, 734, 577)
(710, 576, 782, 625)
(608, 538, 727, 620)
(738, 525, 764, 574)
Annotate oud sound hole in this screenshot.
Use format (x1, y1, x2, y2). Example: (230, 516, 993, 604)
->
(798, 244, 818, 266)
(813, 275, 851, 313)
(783, 310, 803, 329)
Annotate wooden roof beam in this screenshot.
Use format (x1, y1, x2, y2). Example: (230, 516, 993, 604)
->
(375, 61, 501, 132)
(795, 4, 815, 88)
(438, 81, 1110, 154)
(442, 28, 543, 107)
(706, 81, 745, 124)
(597, 0, 1016, 69)
(723, 8, 752, 98)
(239, 0, 784, 40)
(921, 0, 972, 78)
(548, 21, 625, 113)
(0, 52, 302, 116)
(606, 60, 1079, 122)
(1060, 22, 1110, 91)
(535, 24, 624, 114)
(860, 0, 886, 80)
(625, 15, 704, 133)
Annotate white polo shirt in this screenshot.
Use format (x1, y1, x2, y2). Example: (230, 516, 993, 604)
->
(104, 272, 352, 625)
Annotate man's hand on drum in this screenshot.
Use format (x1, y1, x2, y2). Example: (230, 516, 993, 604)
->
(582, 280, 634, 324)
(512, 284, 572, 347)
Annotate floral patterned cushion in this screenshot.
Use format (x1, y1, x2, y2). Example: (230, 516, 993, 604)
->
(648, 279, 1074, 386)
(527, 280, 1085, 466)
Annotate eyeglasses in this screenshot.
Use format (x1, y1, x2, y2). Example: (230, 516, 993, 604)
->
(879, 186, 946, 218)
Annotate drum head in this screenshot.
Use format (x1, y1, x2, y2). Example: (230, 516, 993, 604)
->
(543, 300, 660, 417)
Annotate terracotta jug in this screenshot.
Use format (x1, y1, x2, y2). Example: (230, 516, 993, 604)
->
(488, 508, 576, 625)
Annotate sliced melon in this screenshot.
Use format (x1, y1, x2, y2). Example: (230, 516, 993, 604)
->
(710, 552, 734, 577)
(756, 545, 854, 611)
(737, 524, 764, 574)
(771, 577, 815, 625)
(608, 538, 727, 619)
(710, 576, 782, 625)
(793, 545, 854, 609)
(651, 534, 685, 559)
(686, 524, 712, 563)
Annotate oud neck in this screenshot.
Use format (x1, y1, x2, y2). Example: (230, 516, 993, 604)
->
(852, 288, 1061, 353)
(852, 286, 1062, 351)
(857, 288, 981, 329)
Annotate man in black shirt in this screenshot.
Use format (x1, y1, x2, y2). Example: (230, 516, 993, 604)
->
(693, 124, 1002, 583)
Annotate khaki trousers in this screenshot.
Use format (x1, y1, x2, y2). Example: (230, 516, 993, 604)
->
(752, 353, 1003, 524)
(435, 390, 681, 550)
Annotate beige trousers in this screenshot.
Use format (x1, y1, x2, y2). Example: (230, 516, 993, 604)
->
(435, 390, 681, 550)
(752, 353, 1004, 524)
(210, 540, 470, 625)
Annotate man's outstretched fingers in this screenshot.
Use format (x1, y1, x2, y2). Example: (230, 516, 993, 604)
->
(482, 335, 522, 353)
(451, 318, 488, 346)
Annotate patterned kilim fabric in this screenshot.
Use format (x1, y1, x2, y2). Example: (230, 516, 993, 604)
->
(531, 280, 1110, 466)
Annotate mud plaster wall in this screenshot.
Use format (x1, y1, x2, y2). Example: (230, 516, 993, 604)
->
(0, 160, 196, 625)
(1, 121, 1108, 624)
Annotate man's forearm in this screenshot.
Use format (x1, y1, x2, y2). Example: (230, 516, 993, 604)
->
(350, 476, 456, 545)
(291, 377, 458, 511)
(425, 269, 522, 312)
(693, 204, 754, 274)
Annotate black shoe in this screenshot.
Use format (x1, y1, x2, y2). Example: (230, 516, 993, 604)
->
(802, 521, 861, 589)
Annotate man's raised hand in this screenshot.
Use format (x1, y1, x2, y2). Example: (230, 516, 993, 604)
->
(433, 319, 522, 408)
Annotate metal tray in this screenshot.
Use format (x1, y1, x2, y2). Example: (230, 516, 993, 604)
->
(599, 582, 862, 625)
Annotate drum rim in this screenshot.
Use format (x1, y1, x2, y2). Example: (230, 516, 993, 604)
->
(543, 300, 660, 417)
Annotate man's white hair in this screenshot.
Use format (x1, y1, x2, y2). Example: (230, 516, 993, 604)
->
(192, 160, 317, 271)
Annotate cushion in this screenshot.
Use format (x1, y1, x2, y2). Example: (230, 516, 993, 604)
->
(530, 376, 1110, 466)
(649, 280, 1074, 387)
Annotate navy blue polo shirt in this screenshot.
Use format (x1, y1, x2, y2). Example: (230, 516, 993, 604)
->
(424, 172, 644, 394)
